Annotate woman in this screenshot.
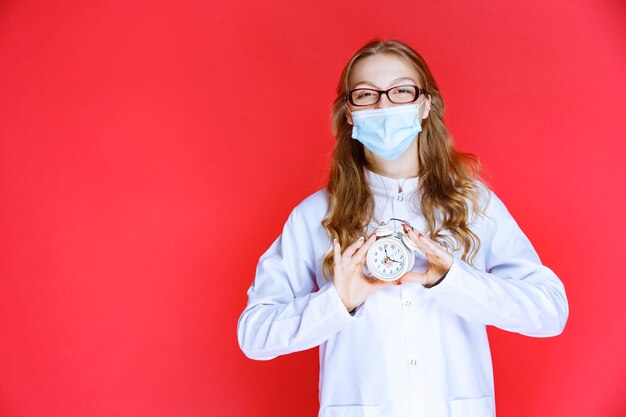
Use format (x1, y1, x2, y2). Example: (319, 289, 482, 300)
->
(237, 39, 568, 417)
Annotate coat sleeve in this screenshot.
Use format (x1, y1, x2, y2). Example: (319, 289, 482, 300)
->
(425, 190, 569, 337)
(237, 205, 363, 360)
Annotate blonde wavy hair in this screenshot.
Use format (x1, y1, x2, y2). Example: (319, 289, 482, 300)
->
(321, 39, 489, 280)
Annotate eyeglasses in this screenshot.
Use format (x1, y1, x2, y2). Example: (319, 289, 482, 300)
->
(346, 85, 424, 107)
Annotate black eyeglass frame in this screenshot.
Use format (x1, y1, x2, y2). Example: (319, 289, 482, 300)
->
(345, 84, 425, 107)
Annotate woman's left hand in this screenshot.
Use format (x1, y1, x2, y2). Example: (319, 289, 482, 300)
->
(400, 223, 454, 286)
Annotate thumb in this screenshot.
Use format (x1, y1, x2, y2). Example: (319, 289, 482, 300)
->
(400, 271, 428, 286)
(368, 278, 396, 292)
(375, 279, 396, 288)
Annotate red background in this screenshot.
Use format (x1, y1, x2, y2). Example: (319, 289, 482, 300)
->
(1, 1, 625, 416)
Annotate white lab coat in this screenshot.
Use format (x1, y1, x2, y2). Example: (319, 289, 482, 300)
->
(237, 168, 568, 417)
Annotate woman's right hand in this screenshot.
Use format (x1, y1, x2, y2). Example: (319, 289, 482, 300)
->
(332, 233, 394, 312)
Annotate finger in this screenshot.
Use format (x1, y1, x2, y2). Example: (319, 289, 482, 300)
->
(413, 231, 449, 255)
(419, 238, 453, 267)
(342, 236, 366, 259)
(402, 224, 447, 258)
(403, 226, 424, 249)
(352, 232, 377, 264)
(333, 238, 341, 266)
(420, 235, 449, 254)
(403, 230, 437, 265)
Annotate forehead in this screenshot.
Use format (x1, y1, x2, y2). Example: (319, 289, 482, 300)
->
(349, 53, 420, 89)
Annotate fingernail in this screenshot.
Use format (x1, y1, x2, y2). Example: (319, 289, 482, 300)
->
(333, 238, 337, 244)
(358, 236, 365, 241)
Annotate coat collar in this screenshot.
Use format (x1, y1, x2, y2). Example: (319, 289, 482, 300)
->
(363, 167, 420, 196)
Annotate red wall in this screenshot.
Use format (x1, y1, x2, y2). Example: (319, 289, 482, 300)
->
(1, 1, 625, 416)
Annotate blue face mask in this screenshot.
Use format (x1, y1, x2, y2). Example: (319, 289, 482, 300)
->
(351, 103, 423, 160)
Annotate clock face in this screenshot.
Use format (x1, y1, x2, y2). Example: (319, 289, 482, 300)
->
(366, 239, 408, 280)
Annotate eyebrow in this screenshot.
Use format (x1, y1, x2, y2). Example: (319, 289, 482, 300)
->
(352, 77, 417, 89)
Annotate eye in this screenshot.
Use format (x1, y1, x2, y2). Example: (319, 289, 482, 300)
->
(355, 90, 374, 99)
(391, 86, 416, 96)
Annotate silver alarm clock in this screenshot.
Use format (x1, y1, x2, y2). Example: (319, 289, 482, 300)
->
(365, 219, 421, 282)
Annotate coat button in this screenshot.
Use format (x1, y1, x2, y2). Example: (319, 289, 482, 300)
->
(398, 196, 404, 201)
(404, 300, 412, 307)
(410, 359, 417, 366)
